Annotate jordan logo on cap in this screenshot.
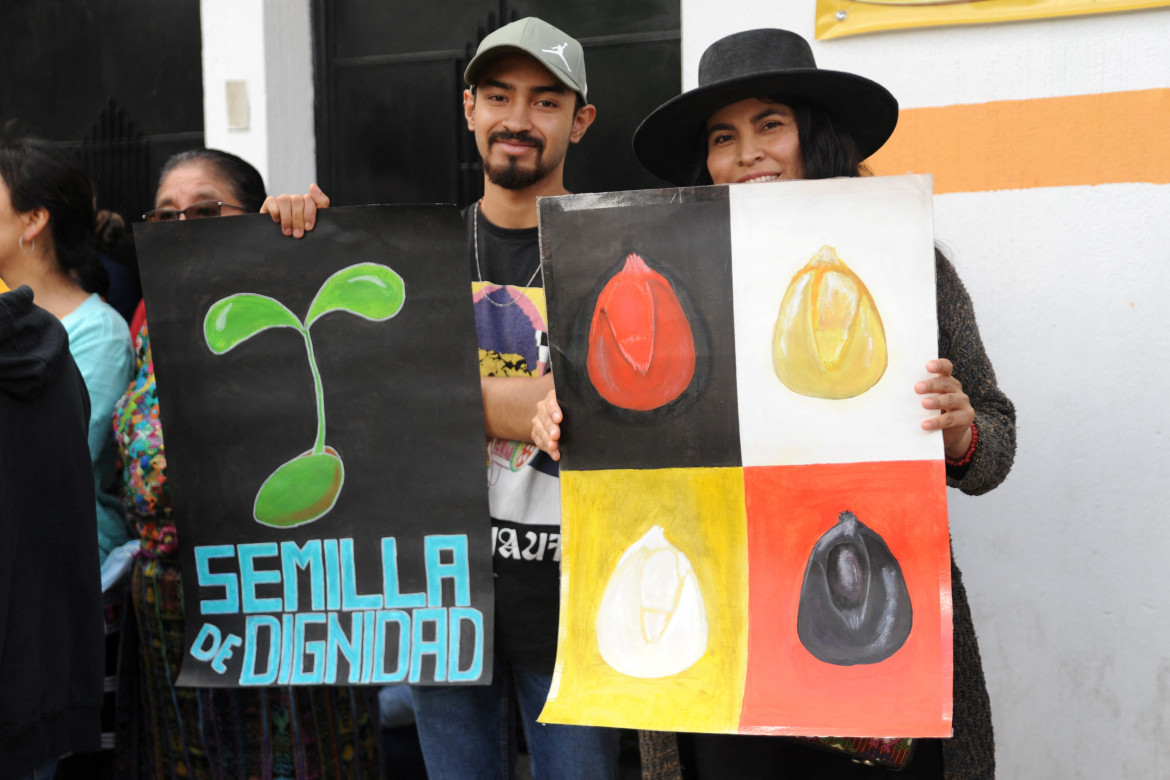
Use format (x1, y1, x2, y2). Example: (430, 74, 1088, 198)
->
(542, 42, 572, 71)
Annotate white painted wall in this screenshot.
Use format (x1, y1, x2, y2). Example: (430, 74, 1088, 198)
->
(681, 2, 1170, 777)
(200, 0, 315, 196)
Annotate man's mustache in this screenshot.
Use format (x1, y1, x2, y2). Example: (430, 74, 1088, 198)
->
(489, 130, 544, 153)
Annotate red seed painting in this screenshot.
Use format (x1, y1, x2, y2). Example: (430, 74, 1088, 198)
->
(586, 253, 696, 411)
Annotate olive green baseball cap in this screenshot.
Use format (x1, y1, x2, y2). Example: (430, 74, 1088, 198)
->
(464, 17, 588, 102)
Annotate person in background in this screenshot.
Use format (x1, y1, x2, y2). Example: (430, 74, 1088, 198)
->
(0, 126, 132, 566)
(111, 148, 379, 778)
(534, 28, 1015, 780)
(1, 284, 105, 779)
(92, 203, 141, 324)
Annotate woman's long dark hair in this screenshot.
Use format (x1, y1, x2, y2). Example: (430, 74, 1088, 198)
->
(790, 101, 870, 180)
(157, 148, 267, 211)
(0, 123, 107, 296)
(688, 98, 871, 186)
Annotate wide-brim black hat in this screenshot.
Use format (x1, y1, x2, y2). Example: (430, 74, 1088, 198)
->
(633, 29, 899, 185)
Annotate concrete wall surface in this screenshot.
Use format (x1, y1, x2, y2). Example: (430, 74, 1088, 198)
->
(681, 2, 1170, 777)
(201, 0, 315, 197)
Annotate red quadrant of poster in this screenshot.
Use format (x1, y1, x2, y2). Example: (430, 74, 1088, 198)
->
(740, 460, 953, 736)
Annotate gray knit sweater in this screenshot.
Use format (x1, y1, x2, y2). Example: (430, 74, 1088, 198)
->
(937, 248, 1016, 780)
(938, 249, 1016, 499)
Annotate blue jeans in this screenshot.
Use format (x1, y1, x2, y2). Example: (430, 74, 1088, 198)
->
(410, 658, 620, 780)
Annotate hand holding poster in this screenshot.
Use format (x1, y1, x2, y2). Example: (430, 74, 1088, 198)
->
(537, 175, 953, 737)
(135, 205, 494, 687)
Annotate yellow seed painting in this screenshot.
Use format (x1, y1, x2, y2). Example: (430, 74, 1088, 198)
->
(772, 245, 887, 399)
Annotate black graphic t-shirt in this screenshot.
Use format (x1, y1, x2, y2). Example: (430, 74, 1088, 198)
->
(466, 204, 561, 673)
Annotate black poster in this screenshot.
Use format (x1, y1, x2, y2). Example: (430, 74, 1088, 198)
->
(136, 206, 493, 686)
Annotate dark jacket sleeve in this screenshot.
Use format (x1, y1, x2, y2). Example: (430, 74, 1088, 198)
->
(935, 249, 1017, 496)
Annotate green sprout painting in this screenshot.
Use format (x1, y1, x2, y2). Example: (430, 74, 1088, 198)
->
(204, 262, 405, 528)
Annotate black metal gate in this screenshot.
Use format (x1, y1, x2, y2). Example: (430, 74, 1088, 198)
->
(0, 0, 205, 222)
(312, 0, 681, 207)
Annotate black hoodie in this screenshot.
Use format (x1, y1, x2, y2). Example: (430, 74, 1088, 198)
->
(0, 285, 103, 775)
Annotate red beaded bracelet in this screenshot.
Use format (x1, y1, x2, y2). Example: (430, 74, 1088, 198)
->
(945, 423, 978, 467)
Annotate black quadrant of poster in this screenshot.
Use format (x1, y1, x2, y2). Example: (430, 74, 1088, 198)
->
(135, 205, 494, 686)
(540, 187, 741, 471)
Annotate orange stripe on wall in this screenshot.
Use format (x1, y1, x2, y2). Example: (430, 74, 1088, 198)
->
(868, 88, 1170, 194)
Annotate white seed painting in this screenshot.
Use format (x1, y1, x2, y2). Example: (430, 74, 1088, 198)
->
(596, 525, 708, 678)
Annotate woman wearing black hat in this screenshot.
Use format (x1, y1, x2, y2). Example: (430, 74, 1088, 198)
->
(534, 28, 1014, 780)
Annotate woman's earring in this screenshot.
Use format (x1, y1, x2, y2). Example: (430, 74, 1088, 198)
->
(19, 235, 35, 255)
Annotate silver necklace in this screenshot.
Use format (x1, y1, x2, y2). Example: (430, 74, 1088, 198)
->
(473, 201, 542, 307)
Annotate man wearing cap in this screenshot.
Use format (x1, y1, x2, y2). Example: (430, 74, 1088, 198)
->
(407, 17, 619, 779)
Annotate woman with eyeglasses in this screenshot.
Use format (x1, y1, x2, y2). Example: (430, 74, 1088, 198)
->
(0, 126, 133, 567)
(127, 149, 268, 334)
(112, 148, 377, 779)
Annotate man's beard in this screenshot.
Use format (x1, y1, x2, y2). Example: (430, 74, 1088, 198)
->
(483, 130, 556, 190)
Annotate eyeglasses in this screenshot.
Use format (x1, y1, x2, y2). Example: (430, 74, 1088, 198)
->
(141, 201, 251, 222)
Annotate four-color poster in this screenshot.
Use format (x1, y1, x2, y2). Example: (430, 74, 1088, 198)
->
(537, 175, 954, 736)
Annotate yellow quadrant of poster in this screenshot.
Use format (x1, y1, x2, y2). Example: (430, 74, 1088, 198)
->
(541, 467, 748, 732)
